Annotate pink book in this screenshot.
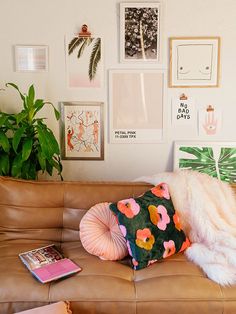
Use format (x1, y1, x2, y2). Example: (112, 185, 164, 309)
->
(19, 244, 82, 283)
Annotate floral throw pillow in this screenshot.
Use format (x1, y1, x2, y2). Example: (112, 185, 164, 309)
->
(109, 183, 190, 270)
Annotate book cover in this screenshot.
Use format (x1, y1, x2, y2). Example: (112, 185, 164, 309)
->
(19, 244, 82, 283)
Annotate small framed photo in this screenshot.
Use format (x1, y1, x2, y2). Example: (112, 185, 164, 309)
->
(14, 45, 48, 72)
(174, 141, 236, 183)
(109, 69, 165, 143)
(120, 2, 161, 63)
(169, 37, 220, 87)
(60, 101, 104, 160)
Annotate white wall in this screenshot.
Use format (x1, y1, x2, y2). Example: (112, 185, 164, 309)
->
(0, 0, 236, 181)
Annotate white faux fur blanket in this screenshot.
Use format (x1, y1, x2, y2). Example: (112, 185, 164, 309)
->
(135, 170, 236, 285)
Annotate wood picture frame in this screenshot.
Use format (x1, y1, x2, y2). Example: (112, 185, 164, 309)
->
(169, 37, 220, 87)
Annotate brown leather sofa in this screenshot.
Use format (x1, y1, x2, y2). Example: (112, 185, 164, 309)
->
(1, 176, 236, 314)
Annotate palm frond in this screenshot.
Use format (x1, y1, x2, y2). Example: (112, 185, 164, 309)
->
(77, 38, 94, 59)
(88, 38, 101, 81)
(68, 37, 84, 55)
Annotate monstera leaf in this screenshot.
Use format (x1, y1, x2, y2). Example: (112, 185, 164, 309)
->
(178, 146, 236, 183)
(179, 146, 218, 178)
(218, 147, 236, 183)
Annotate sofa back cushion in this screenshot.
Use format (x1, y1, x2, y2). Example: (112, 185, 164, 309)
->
(0, 176, 151, 243)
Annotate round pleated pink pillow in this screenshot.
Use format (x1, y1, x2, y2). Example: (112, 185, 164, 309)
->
(80, 202, 128, 260)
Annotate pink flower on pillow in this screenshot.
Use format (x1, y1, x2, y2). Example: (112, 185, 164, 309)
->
(117, 198, 140, 218)
(163, 240, 176, 258)
(148, 205, 170, 231)
(151, 183, 170, 199)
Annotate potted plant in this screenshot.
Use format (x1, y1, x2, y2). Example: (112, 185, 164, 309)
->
(0, 83, 63, 180)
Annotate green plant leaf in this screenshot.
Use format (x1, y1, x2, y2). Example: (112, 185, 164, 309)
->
(6, 83, 26, 108)
(68, 37, 84, 55)
(0, 153, 10, 175)
(36, 123, 60, 158)
(22, 138, 33, 161)
(33, 99, 44, 116)
(21, 160, 37, 180)
(0, 114, 8, 127)
(45, 159, 53, 176)
(42, 102, 60, 120)
(218, 147, 236, 183)
(178, 146, 217, 177)
(16, 110, 28, 125)
(37, 149, 46, 171)
(12, 126, 26, 153)
(88, 38, 101, 81)
(28, 85, 35, 108)
(0, 130, 10, 152)
(11, 154, 22, 177)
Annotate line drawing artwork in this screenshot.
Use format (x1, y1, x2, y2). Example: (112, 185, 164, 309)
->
(61, 103, 103, 160)
(176, 44, 213, 81)
(66, 109, 99, 153)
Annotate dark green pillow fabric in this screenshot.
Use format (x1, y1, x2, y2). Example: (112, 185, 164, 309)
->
(109, 183, 190, 270)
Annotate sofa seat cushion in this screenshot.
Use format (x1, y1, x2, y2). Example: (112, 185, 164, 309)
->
(1, 240, 236, 314)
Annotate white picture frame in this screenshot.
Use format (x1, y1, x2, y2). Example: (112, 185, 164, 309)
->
(120, 2, 161, 63)
(109, 69, 165, 143)
(173, 141, 236, 183)
(14, 45, 48, 72)
(169, 37, 220, 87)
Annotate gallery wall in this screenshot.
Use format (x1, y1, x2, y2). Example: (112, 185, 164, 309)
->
(0, 0, 236, 181)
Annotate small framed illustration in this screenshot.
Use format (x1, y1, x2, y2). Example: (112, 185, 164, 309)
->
(169, 37, 220, 87)
(109, 69, 165, 143)
(14, 45, 48, 72)
(60, 101, 104, 160)
(120, 2, 161, 63)
(173, 141, 236, 183)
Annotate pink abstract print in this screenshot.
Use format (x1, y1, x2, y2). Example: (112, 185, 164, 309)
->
(64, 104, 102, 159)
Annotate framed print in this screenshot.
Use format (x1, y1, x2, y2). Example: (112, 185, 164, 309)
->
(14, 45, 48, 72)
(60, 102, 104, 160)
(169, 37, 220, 87)
(109, 69, 165, 143)
(65, 35, 103, 88)
(174, 141, 236, 183)
(120, 2, 161, 63)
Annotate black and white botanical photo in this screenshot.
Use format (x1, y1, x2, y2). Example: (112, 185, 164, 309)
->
(120, 3, 160, 62)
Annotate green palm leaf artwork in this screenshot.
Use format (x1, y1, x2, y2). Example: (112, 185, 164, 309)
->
(178, 145, 236, 183)
(68, 36, 100, 81)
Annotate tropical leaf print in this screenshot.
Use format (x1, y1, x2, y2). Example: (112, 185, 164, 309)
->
(178, 146, 236, 183)
(89, 38, 101, 81)
(179, 146, 218, 177)
(68, 36, 101, 81)
(218, 147, 236, 183)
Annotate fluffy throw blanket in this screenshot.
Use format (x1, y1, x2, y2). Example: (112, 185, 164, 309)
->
(135, 170, 236, 285)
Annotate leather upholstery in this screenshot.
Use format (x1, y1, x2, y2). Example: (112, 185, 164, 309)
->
(0, 176, 236, 314)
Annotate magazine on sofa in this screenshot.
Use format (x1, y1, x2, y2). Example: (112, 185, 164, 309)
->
(19, 244, 82, 283)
